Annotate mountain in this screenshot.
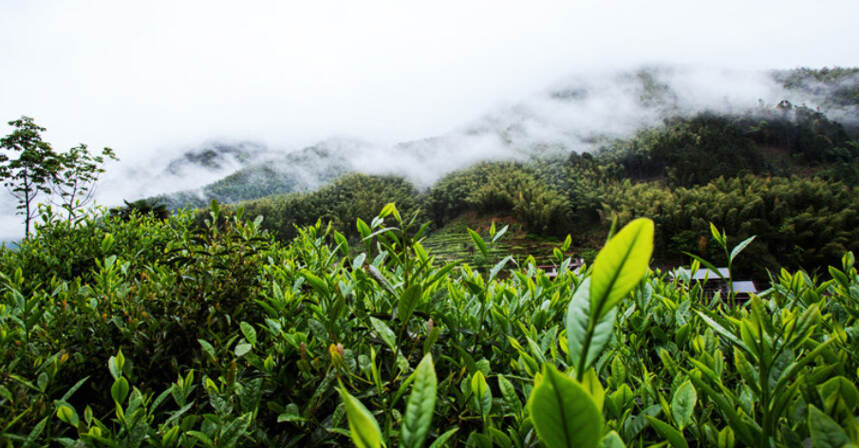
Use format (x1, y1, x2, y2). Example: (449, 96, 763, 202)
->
(164, 141, 267, 175)
(147, 66, 859, 210)
(152, 139, 361, 209)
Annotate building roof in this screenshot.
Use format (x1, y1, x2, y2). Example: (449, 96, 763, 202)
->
(671, 267, 730, 281)
(733, 280, 758, 294)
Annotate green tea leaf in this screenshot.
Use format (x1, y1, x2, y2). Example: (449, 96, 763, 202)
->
(695, 311, 750, 355)
(644, 416, 688, 448)
(379, 202, 399, 221)
(590, 218, 653, 320)
(427, 428, 459, 448)
(467, 228, 489, 259)
(187, 431, 214, 447)
(369, 317, 397, 352)
(301, 269, 329, 297)
(566, 278, 616, 376)
(729, 236, 756, 263)
(471, 371, 492, 421)
(339, 386, 383, 448)
(56, 403, 79, 427)
(398, 284, 423, 324)
(818, 376, 859, 415)
(599, 431, 626, 448)
(198, 339, 217, 361)
(581, 368, 606, 412)
(528, 363, 602, 448)
(239, 321, 257, 346)
(671, 380, 697, 430)
(277, 403, 306, 423)
(808, 404, 849, 448)
(709, 222, 725, 247)
(356, 218, 371, 239)
(234, 343, 252, 357)
(401, 354, 438, 448)
(497, 374, 523, 417)
(108, 350, 125, 380)
(111, 377, 130, 404)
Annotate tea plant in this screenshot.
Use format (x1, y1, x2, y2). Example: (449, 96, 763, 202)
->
(1, 203, 856, 447)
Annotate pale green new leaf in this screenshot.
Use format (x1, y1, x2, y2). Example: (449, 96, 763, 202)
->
(670, 380, 696, 430)
(427, 428, 459, 448)
(471, 371, 492, 421)
(369, 317, 397, 352)
(401, 354, 438, 448)
(234, 343, 252, 357)
(111, 377, 130, 404)
(566, 278, 616, 376)
(497, 374, 522, 417)
(528, 363, 603, 448)
(599, 431, 626, 448)
(239, 322, 257, 346)
(729, 236, 756, 263)
(467, 228, 489, 259)
(709, 222, 725, 246)
(590, 218, 654, 320)
(339, 386, 383, 448)
(644, 416, 688, 448)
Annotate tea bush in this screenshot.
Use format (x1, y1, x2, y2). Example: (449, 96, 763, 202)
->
(602, 175, 859, 277)
(1, 204, 857, 447)
(231, 173, 423, 242)
(426, 162, 572, 235)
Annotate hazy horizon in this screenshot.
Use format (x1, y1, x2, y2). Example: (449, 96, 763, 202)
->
(1, 1, 858, 240)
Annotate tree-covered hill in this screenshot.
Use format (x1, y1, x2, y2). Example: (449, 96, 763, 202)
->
(153, 141, 356, 210)
(2, 66, 859, 446)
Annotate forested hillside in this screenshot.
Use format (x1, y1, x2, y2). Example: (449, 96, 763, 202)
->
(125, 67, 859, 279)
(2, 66, 859, 447)
(181, 100, 859, 279)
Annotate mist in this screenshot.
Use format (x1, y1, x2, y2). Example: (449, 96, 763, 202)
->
(2, 1, 858, 240)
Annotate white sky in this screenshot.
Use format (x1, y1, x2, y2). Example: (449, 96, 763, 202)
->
(1, 0, 858, 160)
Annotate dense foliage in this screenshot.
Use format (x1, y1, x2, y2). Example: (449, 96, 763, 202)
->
(598, 110, 856, 187)
(155, 146, 351, 210)
(229, 173, 423, 242)
(774, 67, 859, 108)
(426, 162, 572, 235)
(599, 114, 768, 187)
(1, 205, 858, 447)
(600, 175, 859, 277)
(1, 116, 117, 238)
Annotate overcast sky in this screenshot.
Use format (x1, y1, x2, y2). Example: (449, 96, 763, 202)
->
(1, 0, 858, 160)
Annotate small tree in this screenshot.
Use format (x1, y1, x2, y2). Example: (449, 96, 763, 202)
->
(54, 143, 118, 221)
(0, 116, 62, 238)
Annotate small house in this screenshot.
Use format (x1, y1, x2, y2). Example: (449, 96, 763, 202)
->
(670, 267, 758, 302)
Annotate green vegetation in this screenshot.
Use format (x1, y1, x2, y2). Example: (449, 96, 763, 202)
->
(2, 204, 858, 447)
(181, 111, 858, 278)
(0, 117, 62, 238)
(598, 109, 855, 187)
(3, 74, 858, 445)
(420, 214, 574, 269)
(155, 145, 351, 210)
(774, 67, 859, 108)
(229, 173, 423, 242)
(1, 116, 117, 238)
(426, 162, 572, 235)
(600, 175, 859, 277)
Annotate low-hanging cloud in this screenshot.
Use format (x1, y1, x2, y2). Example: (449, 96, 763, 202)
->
(1, 1, 858, 240)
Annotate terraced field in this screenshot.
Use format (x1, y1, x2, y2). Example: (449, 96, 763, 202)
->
(421, 213, 584, 269)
